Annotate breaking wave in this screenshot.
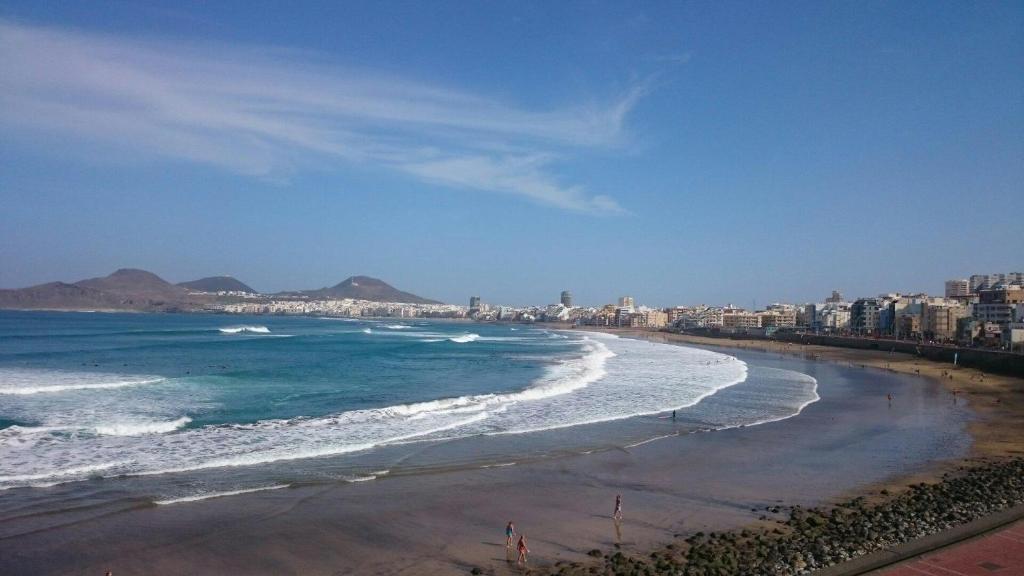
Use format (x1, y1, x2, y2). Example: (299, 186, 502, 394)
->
(219, 326, 271, 334)
(0, 369, 164, 396)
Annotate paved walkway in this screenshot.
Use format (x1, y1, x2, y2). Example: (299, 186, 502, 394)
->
(880, 520, 1024, 575)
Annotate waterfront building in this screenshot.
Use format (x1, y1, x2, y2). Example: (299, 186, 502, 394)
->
(797, 304, 816, 328)
(761, 303, 798, 328)
(642, 309, 668, 329)
(560, 290, 573, 308)
(923, 301, 969, 342)
(973, 285, 1024, 325)
(722, 308, 761, 329)
(850, 298, 884, 335)
(617, 296, 635, 310)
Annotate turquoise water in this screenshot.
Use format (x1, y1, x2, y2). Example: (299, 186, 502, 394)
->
(0, 311, 819, 503)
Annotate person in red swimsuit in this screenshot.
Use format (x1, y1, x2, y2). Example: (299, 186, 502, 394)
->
(517, 534, 529, 565)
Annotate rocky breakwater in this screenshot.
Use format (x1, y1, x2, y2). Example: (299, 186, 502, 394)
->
(529, 458, 1024, 576)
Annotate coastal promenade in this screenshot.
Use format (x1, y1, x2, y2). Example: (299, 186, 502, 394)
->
(879, 519, 1024, 576)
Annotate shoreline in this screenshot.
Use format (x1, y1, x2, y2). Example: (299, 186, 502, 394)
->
(582, 328, 1024, 461)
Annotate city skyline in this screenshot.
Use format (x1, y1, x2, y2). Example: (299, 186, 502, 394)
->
(2, 2, 1022, 306)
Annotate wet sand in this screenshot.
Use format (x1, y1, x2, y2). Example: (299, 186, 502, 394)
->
(0, 339, 985, 575)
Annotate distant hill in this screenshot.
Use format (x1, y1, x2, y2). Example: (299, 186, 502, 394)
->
(76, 268, 190, 300)
(298, 276, 441, 304)
(178, 276, 257, 293)
(0, 282, 125, 311)
(0, 269, 203, 311)
(0, 270, 440, 311)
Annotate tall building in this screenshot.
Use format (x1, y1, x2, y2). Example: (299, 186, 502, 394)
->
(944, 279, 970, 298)
(617, 296, 635, 309)
(850, 298, 884, 335)
(970, 273, 1023, 293)
(560, 290, 573, 307)
(825, 290, 844, 304)
(469, 296, 481, 313)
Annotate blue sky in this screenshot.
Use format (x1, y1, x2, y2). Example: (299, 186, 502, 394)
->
(1, 1, 1021, 307)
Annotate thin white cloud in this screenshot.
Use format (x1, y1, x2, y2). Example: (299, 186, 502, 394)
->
(0, 20, 644, 213)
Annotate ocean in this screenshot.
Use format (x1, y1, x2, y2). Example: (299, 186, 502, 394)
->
(0, 311, 819, 506)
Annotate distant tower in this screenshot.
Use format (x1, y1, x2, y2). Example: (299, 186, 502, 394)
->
(825, 290, 844, 304)
(618, 296, 635, 309)
(560, 290, 573, 307)
(469, 296, 481, 311)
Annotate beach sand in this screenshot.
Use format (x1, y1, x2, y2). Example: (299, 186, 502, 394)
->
(1, 334, 1020, 575)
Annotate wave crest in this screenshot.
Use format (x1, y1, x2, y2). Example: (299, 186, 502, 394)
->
(219, 326, 270, 334)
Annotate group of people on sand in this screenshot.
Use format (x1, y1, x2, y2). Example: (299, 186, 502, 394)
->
(504, 494, 623, 566)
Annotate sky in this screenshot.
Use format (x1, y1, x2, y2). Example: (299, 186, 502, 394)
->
(1, 1, 1021, 307)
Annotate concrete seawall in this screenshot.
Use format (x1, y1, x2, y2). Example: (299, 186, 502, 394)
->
(679, 331, 1024, 378)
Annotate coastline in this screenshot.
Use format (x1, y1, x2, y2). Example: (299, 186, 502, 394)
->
(1, 333, 993, 575)
(582, 329, 1024, 460)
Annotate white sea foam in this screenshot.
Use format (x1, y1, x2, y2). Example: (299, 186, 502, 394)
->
(95, 416, 192, 436)
(0, 368, 164, 395)
(219, 325, 270, 334)
(383, 324, 413, 330)
(362, 328, 373, 334)
(154, 484, 290, 505)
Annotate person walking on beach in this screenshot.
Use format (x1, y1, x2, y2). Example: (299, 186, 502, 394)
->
(613, 494, 623, 520)
(505, 521, 515, 548)
(516, 535, 529, 565)
(887, 393, 892, 406)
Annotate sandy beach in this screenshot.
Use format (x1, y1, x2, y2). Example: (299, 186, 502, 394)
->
(4, 332, 1016, 575)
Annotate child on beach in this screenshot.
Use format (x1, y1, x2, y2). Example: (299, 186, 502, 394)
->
(614, 494, 623, 520)
(505, 521, 515, 548)
(517, 535, 529, 565)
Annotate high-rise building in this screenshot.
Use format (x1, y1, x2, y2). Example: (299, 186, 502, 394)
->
(560, 290, 573, 307)
(469, 296, 481, 312)
(617, 296, 635, 309)
(945, 279, 970, 298)
(825, 290, 844, 304)
(969, 273, 1024, 293)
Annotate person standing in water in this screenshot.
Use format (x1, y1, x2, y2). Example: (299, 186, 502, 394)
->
(613, 494, 623, 520)
(887, 393, 893, 406)
(505, 521, 515, 548)
(516, 535, 529, 565)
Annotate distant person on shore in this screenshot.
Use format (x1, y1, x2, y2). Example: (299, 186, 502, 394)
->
(516, 535, 529, 564)
(505, 521, 515, 547)
(887, 393, 893, 406)
(614, 494, 623, 520)
(672, 409, 677, 420)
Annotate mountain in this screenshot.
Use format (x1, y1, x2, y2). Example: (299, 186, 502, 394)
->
(178, 276, 257, 293)
(0, 269, 202, 311)
(298, 276, 441, 304)
(76, 268, 190, 300)
(0, 282, 126, 311)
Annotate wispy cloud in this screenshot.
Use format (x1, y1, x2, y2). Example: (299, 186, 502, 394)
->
(0, 20, 645, 213)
